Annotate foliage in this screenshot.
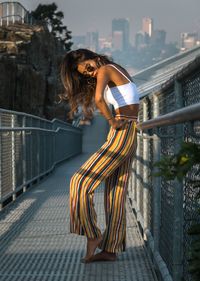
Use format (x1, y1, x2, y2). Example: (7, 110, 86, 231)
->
(31, 2, 72, 51)
(154, 142, 200, 281)
(154, 142, 200, 181)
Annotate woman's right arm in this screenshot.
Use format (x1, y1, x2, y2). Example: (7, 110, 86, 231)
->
(95, 66, 127, 129)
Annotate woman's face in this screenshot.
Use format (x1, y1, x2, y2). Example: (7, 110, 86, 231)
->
(77, 59, 98, 78)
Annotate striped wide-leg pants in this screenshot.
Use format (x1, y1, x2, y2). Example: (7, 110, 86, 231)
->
(70, 119, 137, 253)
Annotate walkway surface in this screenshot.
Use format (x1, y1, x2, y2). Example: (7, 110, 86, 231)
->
(0, 114, 158, 281)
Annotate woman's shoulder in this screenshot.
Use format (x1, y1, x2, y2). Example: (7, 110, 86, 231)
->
(97, 64, 112, 77)
(98, 64, 117, 75)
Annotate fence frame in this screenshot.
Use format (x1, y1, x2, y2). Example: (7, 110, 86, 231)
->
(0, 108, 82, 210)
(130, 57, 200, 281)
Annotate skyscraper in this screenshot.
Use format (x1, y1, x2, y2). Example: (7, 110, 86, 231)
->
(142, 17, 153, 37)
(151, 30, 166, 48)
(112, 18, 130, 51)
(180, 32, 198, 50)
(85, 31, 99, 52)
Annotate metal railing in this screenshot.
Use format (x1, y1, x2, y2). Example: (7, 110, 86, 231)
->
(0, 108, 82, 209)
(129, 60, 200, 281)
(0, 2, 33, 26)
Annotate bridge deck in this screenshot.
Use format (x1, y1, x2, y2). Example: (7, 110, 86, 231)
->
(0, 115, 158, 281)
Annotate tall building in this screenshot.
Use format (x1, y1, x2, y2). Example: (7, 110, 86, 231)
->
(112, 18, 130, 51)
(180, 32, 198, 50)
(135, 31, 149, 50)
(112, 31, 123, 51)
(98, 37, 112, 51)
(85, 31, 99, 52)
(72, 35, 86, 49)
(142, 17, 153, 37)
(151, 30, 166, 48)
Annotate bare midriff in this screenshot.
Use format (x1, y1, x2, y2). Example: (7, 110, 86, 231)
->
(115, 104, 139, 119)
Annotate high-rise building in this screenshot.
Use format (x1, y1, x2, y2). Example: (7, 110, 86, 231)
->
(72, 35, 86, 49)
(180, 32, 198, 50)
(98, 37, 112, 51)
(142, 17, 153, 37)
(112, 18, 130, 51)
(85, 31, 99, 52)
(135, 31, 149, 50)
(112, 31, 123, 51)
(151, 30, 166, 48)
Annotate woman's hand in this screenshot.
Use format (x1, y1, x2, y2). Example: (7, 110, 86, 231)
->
(108, 118, 128, 130)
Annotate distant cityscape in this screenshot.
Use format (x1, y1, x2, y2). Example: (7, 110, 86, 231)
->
(72, 17, 200, 74)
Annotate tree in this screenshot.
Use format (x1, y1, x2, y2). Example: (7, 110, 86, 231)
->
(31, 3, 72, 51)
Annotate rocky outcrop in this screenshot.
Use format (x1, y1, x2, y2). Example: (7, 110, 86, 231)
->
(0, 23, 69, 121)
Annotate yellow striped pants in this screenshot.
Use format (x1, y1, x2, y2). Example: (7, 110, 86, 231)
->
(70, 119, 137, 253)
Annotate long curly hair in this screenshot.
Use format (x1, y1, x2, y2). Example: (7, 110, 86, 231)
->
(60, 48, 112, 119)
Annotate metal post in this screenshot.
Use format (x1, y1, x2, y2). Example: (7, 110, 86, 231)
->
(12, 2, 14, 24)
(136, 133, 141, 221)
(44, 122, 47, 171)
(152, 93, 161, 251)
(172, 80, 184, 281)
(132, 159, 136, 202)
(6, 2, 9, 26)
(30, 117, 33, 180)
(22, 5, 25, 24)
(37, 120, 40, 178)
(143, 99, 149, 241)
(11, 115, 16, 201)
(22, 116, 27, 192)
(0, 113, 2, 210)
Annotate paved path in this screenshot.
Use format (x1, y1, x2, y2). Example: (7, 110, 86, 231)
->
(0, 115, 158, 281)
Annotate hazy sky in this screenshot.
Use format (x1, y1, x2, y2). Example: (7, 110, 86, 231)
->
(19, 0, 200, 44)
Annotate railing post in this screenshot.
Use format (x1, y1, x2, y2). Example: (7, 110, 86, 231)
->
(6, 3, 9, 26)
(21, 6, 23, 24)
(132, 157, 137, 203)
(30, 117, 33, 180)
(143, 99, 150, 240)
(11, 115, 16, 201)
(136, 130, 141, 221)
(172, 80, 184, 281)
(152, 93, 161, 251)
(37, 120, 40, 178)
(22, 116, 27, 192)
(0, 113, 2, 210)
(12, 2, 15, 24)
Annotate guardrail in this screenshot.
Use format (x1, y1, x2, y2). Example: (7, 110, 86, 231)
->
(129, 63, 200, 281)
(0, 108, 82, 209)
(0, 2, 31, 26)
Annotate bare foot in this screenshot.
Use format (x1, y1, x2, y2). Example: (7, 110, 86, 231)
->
(86, 250, 117, 263)
(82, 236, 102, 262)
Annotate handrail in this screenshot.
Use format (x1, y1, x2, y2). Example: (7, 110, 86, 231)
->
(0, 126, 82, 134)
(138, 102, 200, 130)
(0, 108, 81, 131)
(0, 108, 52, 123)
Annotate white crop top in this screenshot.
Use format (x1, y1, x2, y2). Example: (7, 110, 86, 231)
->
(104, 64, 140, 110)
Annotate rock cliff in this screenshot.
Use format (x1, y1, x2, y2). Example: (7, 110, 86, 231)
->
(0, 23, 69, 121)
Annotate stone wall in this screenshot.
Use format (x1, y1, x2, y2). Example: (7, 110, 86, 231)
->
(0, 23, 69, 121)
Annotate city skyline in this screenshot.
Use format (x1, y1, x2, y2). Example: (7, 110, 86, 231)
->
(18, 0, 200, 45)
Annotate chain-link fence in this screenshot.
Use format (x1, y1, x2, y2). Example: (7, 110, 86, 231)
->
(129, 56, 200, 281)
(0, 108, 82, 210)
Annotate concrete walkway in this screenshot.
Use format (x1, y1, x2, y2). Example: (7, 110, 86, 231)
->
(0, 114, 158, 281)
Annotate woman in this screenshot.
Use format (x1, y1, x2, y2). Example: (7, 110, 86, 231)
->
(60, 49, 139, 263)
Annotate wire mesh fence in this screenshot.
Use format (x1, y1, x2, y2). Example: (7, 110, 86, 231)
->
(0, 109, 82, 209)
(129, 58, 200, 281)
